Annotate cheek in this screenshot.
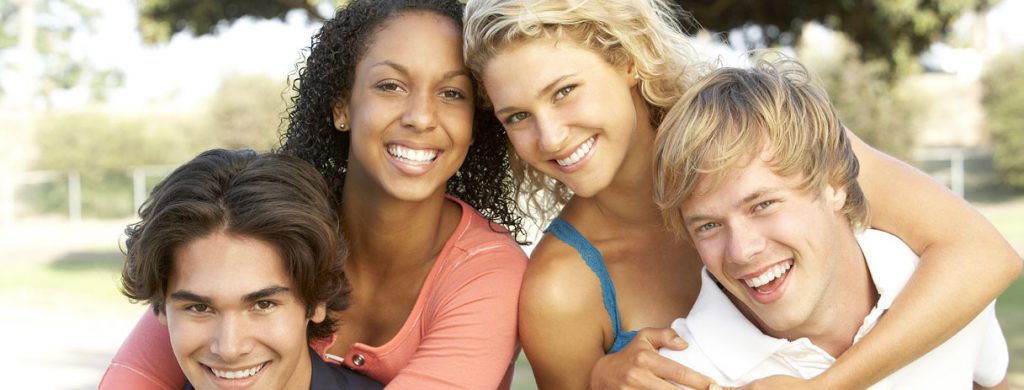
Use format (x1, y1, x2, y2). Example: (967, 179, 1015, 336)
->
(505, 130, 534, 156)
(166, 316, 204, 352)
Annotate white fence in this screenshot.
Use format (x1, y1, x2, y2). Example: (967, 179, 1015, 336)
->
(1, 165, 176, 226)
(0, 148, 1001, 227)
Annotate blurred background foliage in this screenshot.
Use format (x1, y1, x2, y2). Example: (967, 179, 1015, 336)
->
(0, 0, 124, 104)
(981, 49, 1024, 189)
(684, 0, 996, 79)
(2, 0, 1022, 216)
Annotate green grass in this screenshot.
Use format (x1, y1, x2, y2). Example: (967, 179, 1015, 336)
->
(0, 253, 136, 314)
(998, 276, 1024, 377)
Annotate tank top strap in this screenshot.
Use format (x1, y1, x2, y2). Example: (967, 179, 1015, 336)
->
(545, 217, 637, 354)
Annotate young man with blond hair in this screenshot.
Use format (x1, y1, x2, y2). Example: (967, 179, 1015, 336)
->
(652, 56, 1008, 389)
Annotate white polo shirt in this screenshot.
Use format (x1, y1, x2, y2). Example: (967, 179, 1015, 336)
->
(660, 229, 1008, 388)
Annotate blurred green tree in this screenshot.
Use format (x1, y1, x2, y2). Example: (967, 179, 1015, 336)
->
(137, 0, 348, 44)
(980, 50, 1024, 189)
(31, 111, 205, 217)
(207, 73, 290, 151)
(684, 0, 994, 80)
(797, 31, 924, 160)
(0, 0, 125, 103)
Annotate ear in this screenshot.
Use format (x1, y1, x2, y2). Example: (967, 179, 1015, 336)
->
(825, 182, 848, 213)
(309, 302, 328, 324)
(332, 102, 350, 132)
(624, 61, 640, 88)
(158, 310, 168, 326)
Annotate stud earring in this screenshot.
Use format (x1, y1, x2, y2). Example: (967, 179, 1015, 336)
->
(338, 123, 347, 130)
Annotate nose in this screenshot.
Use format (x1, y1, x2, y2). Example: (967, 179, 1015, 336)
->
(210, 313, 252, 361)
(725, 220, 766, 265)
(535, 113, 569, 154)
(401, 90, 438, 132)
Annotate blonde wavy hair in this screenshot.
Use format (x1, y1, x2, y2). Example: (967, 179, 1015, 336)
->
(463, 0, 708, 222)
(653, 54, 869, 239)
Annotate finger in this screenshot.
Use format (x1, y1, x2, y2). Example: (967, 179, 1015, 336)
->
(648, 355, 716, 389)
(638, 327, 688, 350)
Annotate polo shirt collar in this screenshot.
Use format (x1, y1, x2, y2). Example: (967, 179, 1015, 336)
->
(685, 269, 790, 382)
(855, 229, 917, 339)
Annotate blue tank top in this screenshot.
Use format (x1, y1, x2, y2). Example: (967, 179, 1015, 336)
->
(546, 217, 638, 354)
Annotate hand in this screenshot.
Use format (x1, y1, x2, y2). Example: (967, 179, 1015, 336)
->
(736, 375, 816, 390)
(589, 327, 717, 390)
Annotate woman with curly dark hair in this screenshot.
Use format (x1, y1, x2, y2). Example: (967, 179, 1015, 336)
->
(102, 1, 528, 388)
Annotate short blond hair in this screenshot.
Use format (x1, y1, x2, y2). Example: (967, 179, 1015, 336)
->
(463, 0, 709, 221)
(653, 54, 868, 238)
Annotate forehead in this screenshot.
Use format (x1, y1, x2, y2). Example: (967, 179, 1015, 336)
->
(481, 37, 608, 97)
(169, 232, 293, 295)
(362, 12, 463, 65)
(685, 153, 795, 210)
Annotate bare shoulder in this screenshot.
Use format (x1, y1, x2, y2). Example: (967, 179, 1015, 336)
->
(519, 232, 610, 388)
(521, 232, 604, 314)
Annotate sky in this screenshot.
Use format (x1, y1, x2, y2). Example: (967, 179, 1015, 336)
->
(9, 0, 1024, 112)
(36, 0, 322, 111)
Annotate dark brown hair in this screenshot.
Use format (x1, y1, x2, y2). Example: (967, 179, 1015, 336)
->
(280, 0, 526, 243)
(120, 149, 347, 340)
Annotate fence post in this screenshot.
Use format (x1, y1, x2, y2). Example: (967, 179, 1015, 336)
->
(0, 174, 14, 227)
(68, 171, 81, 222)
(951, 149, 965, 199)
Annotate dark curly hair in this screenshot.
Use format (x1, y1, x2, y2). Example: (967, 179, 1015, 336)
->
(280, 0, 526, 243)
(120, 149, 348, 340)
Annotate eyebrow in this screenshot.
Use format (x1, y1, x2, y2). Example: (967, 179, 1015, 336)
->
(494, 73, 576, 117)
(682, 186, 783, 227)
(167, 286, 290, 305)
(372, 61, 470, 82)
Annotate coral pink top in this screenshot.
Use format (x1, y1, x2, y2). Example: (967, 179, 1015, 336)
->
(100, 197, 527, 389)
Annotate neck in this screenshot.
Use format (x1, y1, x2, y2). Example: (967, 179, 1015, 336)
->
(340, 179, 455, 279)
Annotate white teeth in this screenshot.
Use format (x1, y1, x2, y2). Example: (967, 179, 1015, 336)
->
(556, 137, 595, 166)
(211, 363, 264, 379)
(387, 144, 438, 165)
(744, 261, 792, 289)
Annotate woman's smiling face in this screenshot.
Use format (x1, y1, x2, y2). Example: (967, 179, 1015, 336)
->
(481, 36, 643, 198)
(336, 11, 474, 202)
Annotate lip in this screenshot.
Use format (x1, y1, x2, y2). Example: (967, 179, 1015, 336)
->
(202, 361, 269, 389)
(549, 136, 597, 173)
(385, 141, 443, 176)
(737, 259, 793, 305)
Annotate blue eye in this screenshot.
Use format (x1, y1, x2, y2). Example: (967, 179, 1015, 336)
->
(504, 112, 530, 125)
(696, 222, 720, 233)
(554, 85, 576, 100)
(754, 200, 775, 211)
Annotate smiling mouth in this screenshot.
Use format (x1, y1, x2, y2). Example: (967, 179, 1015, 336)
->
(207, 362, 267, 380)
(742, 260, 793, 294)
(555, 136, 595, 167)
(387, 144, 439, 166)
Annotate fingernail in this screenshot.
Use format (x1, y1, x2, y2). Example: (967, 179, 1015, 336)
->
(709, 384, 722, 390)
(673, 336, 686, 345)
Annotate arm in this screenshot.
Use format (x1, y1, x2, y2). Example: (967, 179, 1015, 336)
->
(384, 244, 528, 389)
(804, 130, 1022, 388)
(517, 241, 610, 389)
(975, 378, 1008, 390)
(98, 311, 184, 390)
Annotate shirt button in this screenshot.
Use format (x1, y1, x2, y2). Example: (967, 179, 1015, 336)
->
(352, 354, 366, 367)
